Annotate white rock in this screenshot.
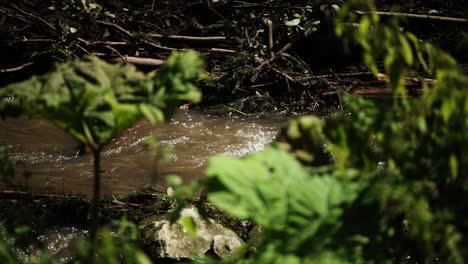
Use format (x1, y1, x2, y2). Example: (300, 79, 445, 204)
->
(213, 234, 243, 257)
(140, 207, 244, 260)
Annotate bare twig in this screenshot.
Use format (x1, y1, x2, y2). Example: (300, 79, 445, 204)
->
(78, 38, 128, 46)
(94, 41, 129, 46)
(18, 38, 55, 43)
(271, 67, 295, 82)
(256, 36, 300, 71)
(13, 24, 31, 32)
(96, 20, 134, 37)
(112, 196, 143, 208)
(244, 28, 252, 47)
(223, 104, 251, 116)
(133, 20, 164, 31)
(0, 7, 29, 23)
(354, 10, 468, 23)
(95, 20, 180, 51)
(104, 45, 125, 61)
(75, 43, 93, 56)
(0, 62, 34, 73)
(9, 3, 56, 31)
(248, 82, 276, 89)
(142, 39, 180, 51)
(207, 0, 227, 21)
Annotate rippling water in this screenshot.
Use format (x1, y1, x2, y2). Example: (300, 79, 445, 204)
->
(20, 227, 87, 263)
(0, 109, 287, 196)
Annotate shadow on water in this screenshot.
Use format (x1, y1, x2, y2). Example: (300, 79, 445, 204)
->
(0, 109, 288, 196)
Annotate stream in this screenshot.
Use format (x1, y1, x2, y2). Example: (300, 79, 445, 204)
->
(0, 109, 288, 261)
(0, 109, 288, 196)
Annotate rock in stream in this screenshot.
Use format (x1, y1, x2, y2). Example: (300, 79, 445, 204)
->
(139, 207, 244, 260)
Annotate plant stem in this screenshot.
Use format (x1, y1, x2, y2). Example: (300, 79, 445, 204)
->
(90, 148, 101, 259)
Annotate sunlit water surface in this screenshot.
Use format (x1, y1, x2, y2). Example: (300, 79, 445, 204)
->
(0, 109, 287, 196)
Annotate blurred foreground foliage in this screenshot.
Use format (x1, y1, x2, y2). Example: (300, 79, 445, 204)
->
(0, 218, 150, 264)
(191, 1, 468, 263)
(0, 51, 204, 262)
(0, 51, 203, 149)
(1, 1, 467, 263)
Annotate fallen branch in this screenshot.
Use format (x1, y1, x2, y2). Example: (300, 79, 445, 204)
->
(142, 39, 180, 51)
(0, 190, 144, 209)
(0, 189, 61, 199)
(111, 56, 165, 66)
(0, 62, 34, 73)
(17, 38, 55, 43)
(96, 20, 180, 51)
(354, 10, 468, 23)
(77, 38, 129, 46)
(313, 72, 436, 87)
(314, 72, 376, 79)
(148, 33, 228, 41)
(376, 73, 437, 86)
(112, 196, 144, 208)
(351, 87, 425, 96)
(204, 47, 236, 53)
(351, 87, 394, 95)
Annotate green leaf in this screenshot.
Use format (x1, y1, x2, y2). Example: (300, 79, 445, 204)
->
(139, 104, 164, 124)
(180, 215, 197, 237)
(399, 34, 414, 65)
(449, 154, 458, 181)
(206, 147, 360, 252)
(135, 252, 152, 264)
(0, 51, 203, 148)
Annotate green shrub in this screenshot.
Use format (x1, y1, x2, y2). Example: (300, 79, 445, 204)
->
(204, 147, 364, 263)
(0, 51, 204, 245)
(196, 1, 468, 263)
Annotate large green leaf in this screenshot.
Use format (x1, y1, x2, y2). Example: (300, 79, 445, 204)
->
(205, 147, 360, 253)
(0, 51, 203, 149)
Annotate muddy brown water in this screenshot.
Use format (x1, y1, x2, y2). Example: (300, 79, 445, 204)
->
(0, 109, 288, 196)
